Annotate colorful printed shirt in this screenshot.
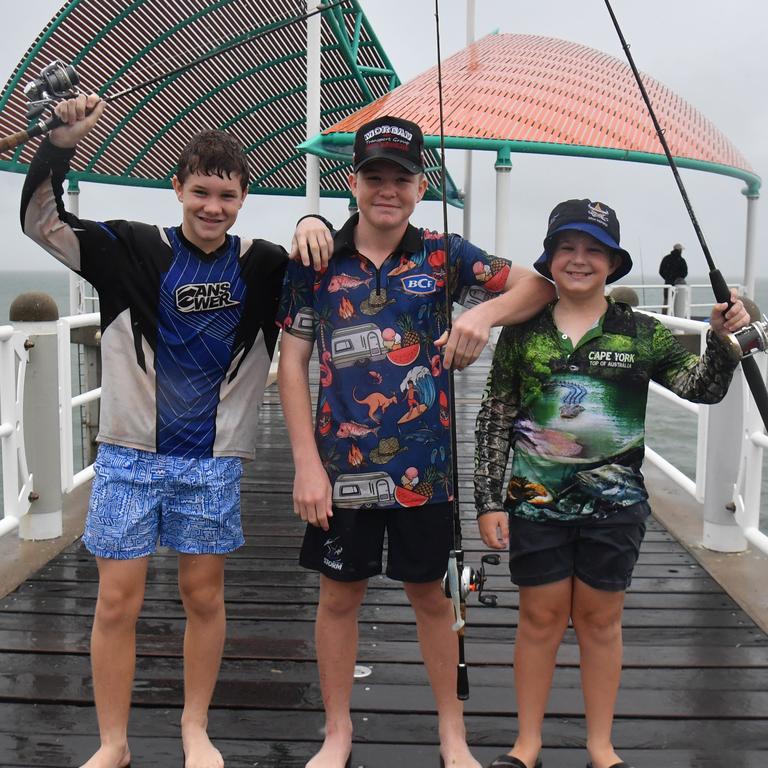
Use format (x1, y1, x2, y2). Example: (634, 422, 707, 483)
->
(21, 138, 286, 460)
(279, 213, 510, 510)
(474, 298, 739, 522)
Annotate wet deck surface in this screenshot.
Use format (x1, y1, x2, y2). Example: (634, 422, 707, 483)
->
(2, 357, 768, 767)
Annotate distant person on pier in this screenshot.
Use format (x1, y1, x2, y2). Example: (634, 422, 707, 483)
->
(20, 94, 329, 768)
(659, 242, 687, 314)
(475, 199, 749, 768)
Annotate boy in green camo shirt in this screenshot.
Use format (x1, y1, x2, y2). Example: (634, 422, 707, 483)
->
(474, 199, 749, 768)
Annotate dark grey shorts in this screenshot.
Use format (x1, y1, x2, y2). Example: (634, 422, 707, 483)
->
(507, 503, 651, 592)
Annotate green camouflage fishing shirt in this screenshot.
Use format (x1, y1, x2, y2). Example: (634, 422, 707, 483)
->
(474, 299, 740, 522)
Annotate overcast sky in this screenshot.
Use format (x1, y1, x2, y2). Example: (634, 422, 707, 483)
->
(0, 0, 765, 284)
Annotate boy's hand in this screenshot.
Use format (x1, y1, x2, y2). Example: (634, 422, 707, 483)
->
(710, 288, 750, 339)
(290, 216, 334, 270)
(478, 511, 509, 550)
(293, 459, 334, 531)
(435, 303, 493, 370)
(49, 93, 105, 149)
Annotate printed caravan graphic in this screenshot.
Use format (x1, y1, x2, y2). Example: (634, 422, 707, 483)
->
(289, 306, 318, 342)
(331, 323, 387, 368)
(333, 471, 396, 507)
(457, 284, 494, 308)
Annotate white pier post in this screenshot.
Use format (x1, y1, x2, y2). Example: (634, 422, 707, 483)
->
(742, 191, 759, 300)
(19, 328, 63, 540)
(494, 147, 512, 258)
(702, 367, 747, 552)
(462, 0, 476, 240)
(305, 0, 322, 213)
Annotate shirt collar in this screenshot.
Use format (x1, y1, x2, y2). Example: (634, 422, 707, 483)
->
(545, 296, 637, 339)
(176, 226, 231, 260)
(333, 212, 422, 259)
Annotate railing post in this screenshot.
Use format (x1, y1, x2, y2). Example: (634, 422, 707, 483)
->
(9, 293, 63, 540)
(702, 366, 748, 552)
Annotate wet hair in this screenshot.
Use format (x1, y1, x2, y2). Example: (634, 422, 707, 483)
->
(175, 130, 250, 191)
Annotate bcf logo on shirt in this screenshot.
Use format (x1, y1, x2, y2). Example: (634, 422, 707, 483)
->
(401, 274, 437, 294)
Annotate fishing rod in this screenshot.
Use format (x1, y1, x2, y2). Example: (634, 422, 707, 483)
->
(602, 0, 768, 431)
(0, 0, 348, 155)
(433, 0, 499, 702)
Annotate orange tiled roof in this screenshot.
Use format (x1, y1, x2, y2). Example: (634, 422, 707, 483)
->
(322, 33, 753, 175)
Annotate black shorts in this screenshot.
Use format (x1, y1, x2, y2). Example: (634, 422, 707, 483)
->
(507, 503, 651, 592)
(299, 502, 454, 583)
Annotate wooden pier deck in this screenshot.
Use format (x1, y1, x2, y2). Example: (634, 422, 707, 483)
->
(1, 358, 768, 767)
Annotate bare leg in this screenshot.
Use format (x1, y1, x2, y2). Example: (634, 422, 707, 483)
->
(403, 580, 480, 768)
(307, 575, 368, 768)
(178, 554, 227, 768)
(571, 578, 626, 768)
(79, 556, 149, 768)
(504, 579, 572, 768)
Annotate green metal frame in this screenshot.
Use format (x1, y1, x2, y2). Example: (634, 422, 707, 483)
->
(0, 0, 456, 199)
(302, 132, 762, 197)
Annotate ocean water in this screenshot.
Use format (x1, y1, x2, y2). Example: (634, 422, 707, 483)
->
(1, 270, 767, 527)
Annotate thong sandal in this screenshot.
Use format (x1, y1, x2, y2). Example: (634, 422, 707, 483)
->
(586, 763, 633, 768)
(488, 756, 543, 768)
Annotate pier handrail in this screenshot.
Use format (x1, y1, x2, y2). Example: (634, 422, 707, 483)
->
(57, 313, 100, 493)
(0, 325, 33, 536)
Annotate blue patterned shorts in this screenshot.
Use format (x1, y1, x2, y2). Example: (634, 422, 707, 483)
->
(83, 443, 244, 559)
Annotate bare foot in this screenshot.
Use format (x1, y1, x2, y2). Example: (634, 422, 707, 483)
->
(79, 743, 131, 768)
(306, 722, 352, 768)
(182, 722, 223, 768)
(439, 733, 482, 768)
(587, 746, 624, 768)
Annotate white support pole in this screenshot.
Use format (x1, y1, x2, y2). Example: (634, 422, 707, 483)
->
(494, 149, 512, 258)
(743, 193, 759, 300)
(67, 179, 85, 315)
(462, 0, 476, 240)
(305, 0, 322, 213)
(702, 366, 748, 552)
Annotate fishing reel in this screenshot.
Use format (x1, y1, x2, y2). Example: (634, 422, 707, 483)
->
(443, 550, 500, 629)
(726, 316, 768, 359)
(23, 60, 80, 119)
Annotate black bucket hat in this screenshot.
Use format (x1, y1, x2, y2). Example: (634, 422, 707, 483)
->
(533, 198, 633, 283)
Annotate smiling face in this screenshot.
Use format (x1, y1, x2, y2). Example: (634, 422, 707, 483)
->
(349, 160, 428, 235)
(172, 171, 246, 253)
(549, 230, 618, 298)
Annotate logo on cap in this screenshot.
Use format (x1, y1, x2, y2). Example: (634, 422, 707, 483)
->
(587, 202, 610, 226)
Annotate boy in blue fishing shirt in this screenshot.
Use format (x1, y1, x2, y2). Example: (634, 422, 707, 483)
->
(21, 93, 328, 768)
(474, 198, 749, 768)
(278, 115, 556, 768)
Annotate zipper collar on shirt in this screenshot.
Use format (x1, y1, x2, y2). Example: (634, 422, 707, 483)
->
(175, 226, 232, 261)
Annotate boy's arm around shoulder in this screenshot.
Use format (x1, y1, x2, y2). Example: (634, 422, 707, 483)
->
(474, 327, 520, 548)
(443, 263, 555, 369)
(652, 290, 750, 403)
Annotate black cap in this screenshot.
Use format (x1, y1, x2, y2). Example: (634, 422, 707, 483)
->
(352, 116, 425, 174)
(533, 198, 633, 284)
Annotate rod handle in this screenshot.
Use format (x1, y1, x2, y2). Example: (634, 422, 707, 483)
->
(709, 268, 733, 310)
(0, 129, 31, 154)
(457, 662, 469, 700)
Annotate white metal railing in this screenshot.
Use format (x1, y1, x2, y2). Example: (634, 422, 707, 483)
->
(57, 312, 101, 493)
(732, 352, 768, 554)
(641, 313, 708, 502)
(642, 310, 768, 556)
(0, 325, 33, 537)
(615, 282, 743, 318)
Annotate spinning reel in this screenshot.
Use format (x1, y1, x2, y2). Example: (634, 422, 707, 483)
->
(23, 60, 80, 119)
(443, 551, 500, 630)
(727, 316, 768, 359)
